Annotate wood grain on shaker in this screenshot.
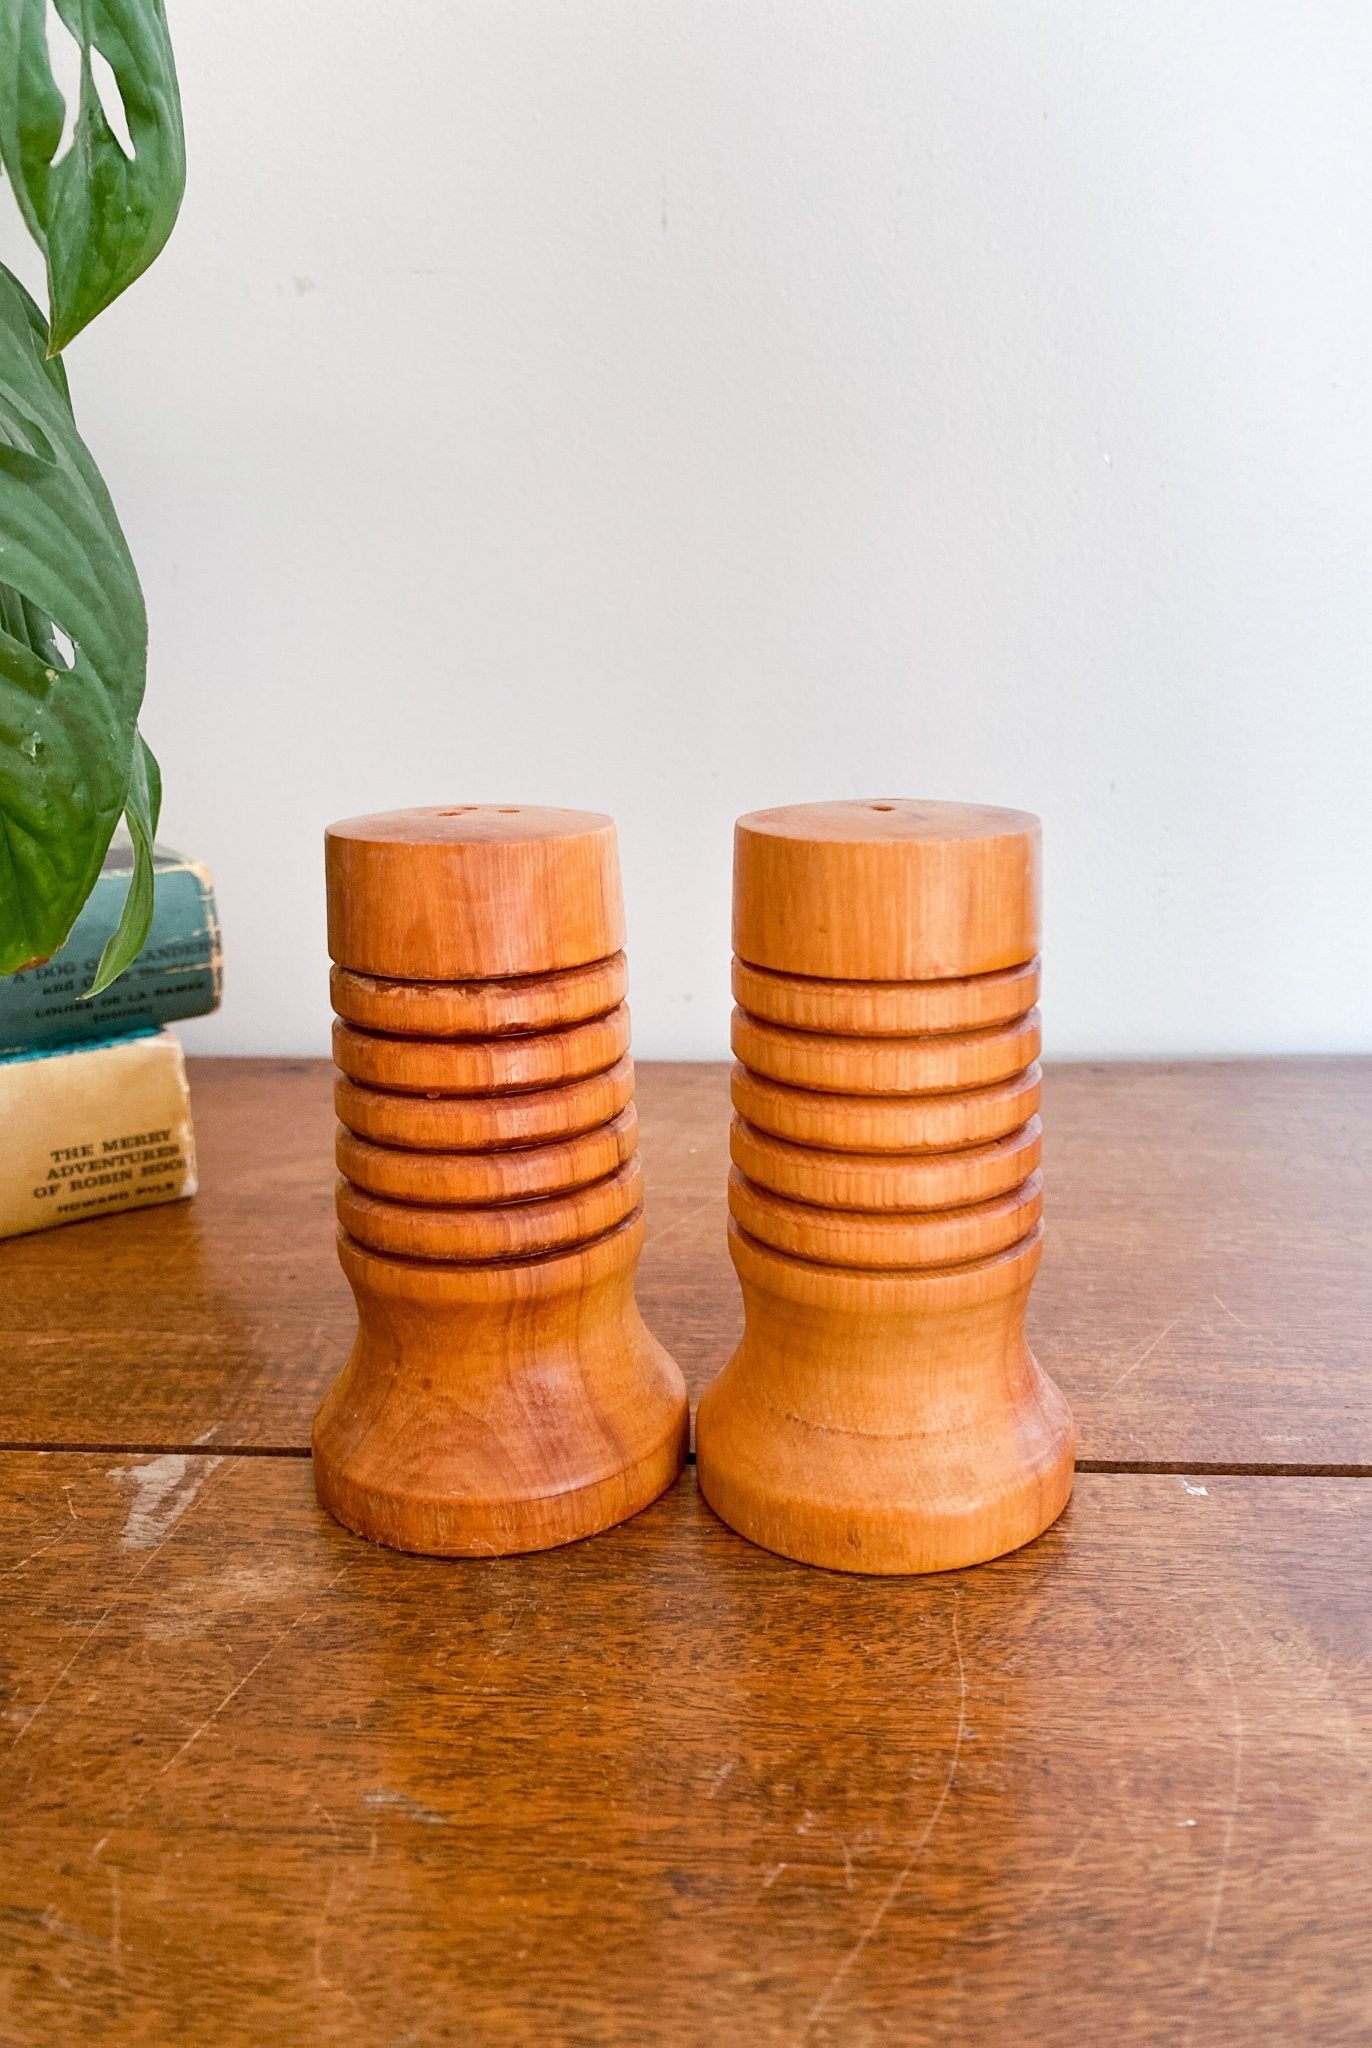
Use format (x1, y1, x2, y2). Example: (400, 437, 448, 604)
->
(315, 807, 685, 1557)
(732, 798, 1040, 981)
(325, 805, 624, 980)
(700, 800, 1073, 1574)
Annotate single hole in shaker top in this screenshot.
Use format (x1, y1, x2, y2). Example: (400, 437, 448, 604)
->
(497, 807, 520, 813)
(870, 802, 895, 811)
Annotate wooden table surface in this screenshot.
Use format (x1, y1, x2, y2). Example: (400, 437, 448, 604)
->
(2, 1058, 1370, 2044)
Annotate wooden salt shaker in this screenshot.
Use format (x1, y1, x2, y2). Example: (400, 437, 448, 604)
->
(695, 799, 1076, 1573)
(312, 806, 688, 1556)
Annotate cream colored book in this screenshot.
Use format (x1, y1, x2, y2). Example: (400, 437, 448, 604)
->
(0, 1029, 197, 1240)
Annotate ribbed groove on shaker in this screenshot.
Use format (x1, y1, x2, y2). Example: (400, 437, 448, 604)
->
(332, 1004, 631, 1096)
(336, 1156, 644, 1264)
(728, 1164, 1044, 1272)
(335, 1057, 636, 1155)
(730, 1059, 1044, 1155)
(332, 1204, 649, 1276)
(732, 955, 1040, 1037)
(337, 1105, 638, 1206)
(330, 951, 627, 1039)
(731, 1005, 1041, 1098)
(332, 962, 644, 1261)
(730, 952, 1043, 1274)
(729, 1112, 1042, 1212)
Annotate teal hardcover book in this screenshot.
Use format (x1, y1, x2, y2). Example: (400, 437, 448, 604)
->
(0, 842, 222, 1058)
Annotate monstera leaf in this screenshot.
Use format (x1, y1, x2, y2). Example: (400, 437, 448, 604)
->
(0, 260, 149, 974)
(0, 0, 185, 353)
(87, 724, 159, 990)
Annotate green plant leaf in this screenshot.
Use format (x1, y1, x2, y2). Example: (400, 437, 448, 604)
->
(86, 725, 157, 994)
(0, 258, 147, 975)
(0, 0, 185, 353)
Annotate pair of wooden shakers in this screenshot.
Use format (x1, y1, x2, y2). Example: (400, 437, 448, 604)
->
(312, 800, 1075, 1575)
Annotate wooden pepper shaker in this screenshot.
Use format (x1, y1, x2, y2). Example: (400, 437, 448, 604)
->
(312, 806, 688, 1556)
(695, 799, 1076, 1573)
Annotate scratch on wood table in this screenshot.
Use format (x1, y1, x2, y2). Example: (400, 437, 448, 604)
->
(801, 1590, 969, 2040)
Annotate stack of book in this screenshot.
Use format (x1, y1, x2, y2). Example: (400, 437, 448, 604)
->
(0, 842, 222, 1240)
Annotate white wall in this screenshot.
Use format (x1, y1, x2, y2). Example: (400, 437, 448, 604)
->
(6, 0, 1371, 1058)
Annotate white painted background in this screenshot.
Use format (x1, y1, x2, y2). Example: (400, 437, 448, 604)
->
(6, 1, 1371, 1058)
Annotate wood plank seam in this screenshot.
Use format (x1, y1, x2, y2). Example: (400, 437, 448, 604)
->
(5, 1445, 1372, 1479)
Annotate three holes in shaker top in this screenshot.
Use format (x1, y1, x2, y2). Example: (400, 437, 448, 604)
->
(437, 806, 521, 815)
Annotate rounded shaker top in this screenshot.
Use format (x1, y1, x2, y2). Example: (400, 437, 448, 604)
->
(326, 805, 624, 979)
(733, 798, 1040, 981)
